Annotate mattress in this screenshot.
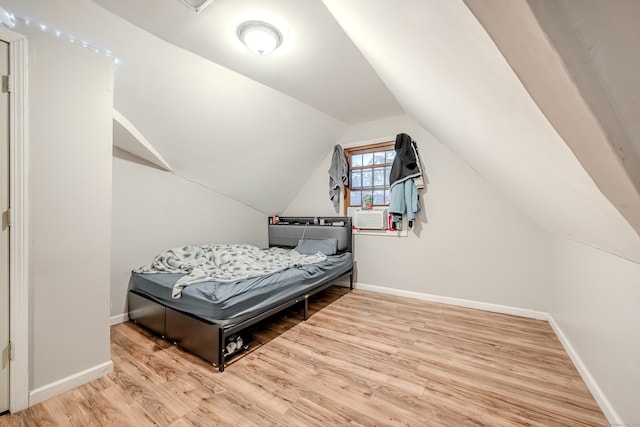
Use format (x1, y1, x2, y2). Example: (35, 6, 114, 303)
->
(130, 252, 352, 326)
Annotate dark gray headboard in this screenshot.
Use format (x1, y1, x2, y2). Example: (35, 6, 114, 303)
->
(268, 216, 352, 253)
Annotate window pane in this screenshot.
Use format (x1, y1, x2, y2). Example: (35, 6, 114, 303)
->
(350, 190, 361, 206)
(345, 142, 396, 210)
(373, 168, 385, 186)
(351, 170, 361, 188)
(373, 190, 385, 205)
(373, 151, 386, 165)
(386, 150, 396, 163)
(385, 190, 391, 204)
(362, 169, 373, 187)
(362, 169, 372, 187)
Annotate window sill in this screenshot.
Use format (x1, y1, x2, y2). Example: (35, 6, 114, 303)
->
(353, 228, 408, 237)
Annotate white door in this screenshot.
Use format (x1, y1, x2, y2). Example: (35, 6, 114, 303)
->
(0, 39, 9, 413)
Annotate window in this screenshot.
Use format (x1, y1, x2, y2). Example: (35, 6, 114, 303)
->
(344, 141, 395, 214)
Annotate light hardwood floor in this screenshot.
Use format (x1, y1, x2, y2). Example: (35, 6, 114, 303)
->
(1, 287, 607, 426)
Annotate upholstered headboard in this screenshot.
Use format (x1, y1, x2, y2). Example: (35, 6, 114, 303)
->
(268, 216, 352, 253)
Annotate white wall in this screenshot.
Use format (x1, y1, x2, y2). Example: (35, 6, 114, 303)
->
(111, 150, 268, 319)
(550, 238, 640, 424)
(25, 25, 114, 396)
(285, 116, 551, 312)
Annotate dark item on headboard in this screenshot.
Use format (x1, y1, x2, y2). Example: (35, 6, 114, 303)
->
(128, 216, 353, 372)
(268, 216, 352, 253)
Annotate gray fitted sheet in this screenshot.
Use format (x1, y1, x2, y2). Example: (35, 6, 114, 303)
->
(131, 252, 352, 326)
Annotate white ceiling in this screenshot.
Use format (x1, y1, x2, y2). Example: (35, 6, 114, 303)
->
(92, 0, 403, 125)
(556, 0, 640, 161)
(2, 0, 639, 261)
(524, 0, 640, 232)
(463, 0, 640, 253)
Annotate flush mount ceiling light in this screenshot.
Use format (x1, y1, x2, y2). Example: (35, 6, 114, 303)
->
(237, 20, 283, 56)
(181, 0, 214, 13)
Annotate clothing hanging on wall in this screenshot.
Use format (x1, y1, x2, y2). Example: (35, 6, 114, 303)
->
(328, 144, 348, 212)
(388, 133, 425, 228)
(389, 133, 424, 189)
(388, 178, 420, 226)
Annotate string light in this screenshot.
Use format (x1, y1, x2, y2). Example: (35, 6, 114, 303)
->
(0, 10, 119, 65)
(0, 6, 14, 28)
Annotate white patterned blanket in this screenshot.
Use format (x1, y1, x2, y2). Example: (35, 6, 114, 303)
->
(134, 244, 326, 299)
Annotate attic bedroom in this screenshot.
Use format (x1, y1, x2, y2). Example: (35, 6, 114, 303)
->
(0, 0, 638, 425)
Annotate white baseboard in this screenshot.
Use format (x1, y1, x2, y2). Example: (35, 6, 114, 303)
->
(29, 360, 114, 406)
(353, 282, 549, 320)
(352, 282, 617, 424)
(110, 312, 129, 325)
(548, 316, 620, 425)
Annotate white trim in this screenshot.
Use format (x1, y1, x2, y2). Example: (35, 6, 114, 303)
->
(353, 282, 549, 320)
(0, 25, 29, 413)
(353, 228, 408, 237)
(110, 313, 129, 326)
(29, 361, 114, 406)
(548, 316, 620, 425)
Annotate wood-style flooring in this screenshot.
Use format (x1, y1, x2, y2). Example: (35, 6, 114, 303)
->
(0, 287, 607, 426)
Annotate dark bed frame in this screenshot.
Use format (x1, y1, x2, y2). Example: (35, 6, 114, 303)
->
(128, 216, 353, 372)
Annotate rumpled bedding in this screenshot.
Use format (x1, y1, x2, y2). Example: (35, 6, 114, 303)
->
(134, 244, 326, 299)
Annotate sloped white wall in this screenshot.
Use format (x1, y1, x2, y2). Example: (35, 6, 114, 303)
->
(465, 0, 640, 249)
(285, 116, 551, 312)
(24, 24, 113, 397)
(110, 150, 267, 320)
(324, 0, 640, 263)
(1, 0, 347, 217)
(550, 239, 640, 424)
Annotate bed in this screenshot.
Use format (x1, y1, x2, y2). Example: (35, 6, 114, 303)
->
(127, 216, 353, 371)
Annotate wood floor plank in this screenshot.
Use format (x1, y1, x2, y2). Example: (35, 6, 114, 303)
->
(0, 405, 58, 427)
(0, 287, 608, 426)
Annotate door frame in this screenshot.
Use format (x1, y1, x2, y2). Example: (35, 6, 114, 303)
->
(0, 26, 29, 412)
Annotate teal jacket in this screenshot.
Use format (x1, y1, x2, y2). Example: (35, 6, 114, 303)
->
(389, 179, 420, 224)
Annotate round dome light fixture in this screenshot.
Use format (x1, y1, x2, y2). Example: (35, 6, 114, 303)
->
(237, 20, 283, 56)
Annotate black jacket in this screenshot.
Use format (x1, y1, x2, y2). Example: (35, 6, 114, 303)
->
(389, 133, 422, 188)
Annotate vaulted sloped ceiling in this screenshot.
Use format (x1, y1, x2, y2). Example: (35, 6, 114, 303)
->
(113, 110, 172, 171)
(92, 0, 404, 125)
(4, 0, 639, 261)
(464, 0, 640, 255)
(2, 0, 351, 215)
(322, 0, 640, 262)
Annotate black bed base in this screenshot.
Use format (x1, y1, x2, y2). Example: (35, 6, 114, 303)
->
(128, 272, 353, 372)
